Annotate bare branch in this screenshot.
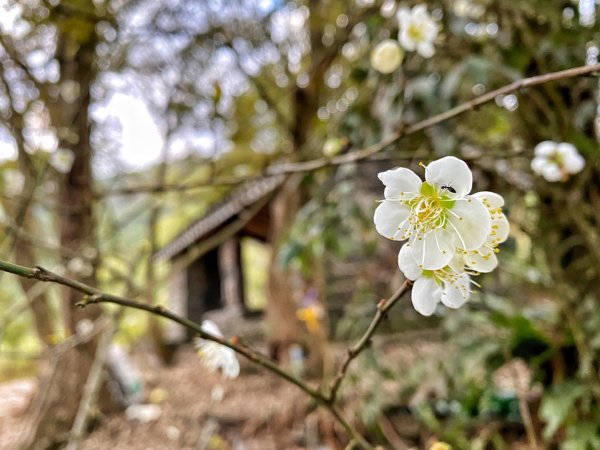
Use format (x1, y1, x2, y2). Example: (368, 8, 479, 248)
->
(101, 63, 600, 197)
(327, 280, 413, 404)
(0, 257, 375, 449)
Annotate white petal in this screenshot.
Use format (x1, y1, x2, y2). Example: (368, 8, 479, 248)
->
(448, 254, 465, 272)
(201, 320, 224, 338)
(534, 140, 557, 156)
(441, 274, 470, 309)
(399, 30, 416, 51)
(563, 152, 585, 174)
(447, 197, 491, 251)
(473, 191, 504, 209)
(397, 8, 411, 28)
(378, 167, 422, 200)
(425, 156, 473, 198)
(417, 41, 435, 58)
(374, 200, 411, 240)
(221, 350, 240, 379)
(556, 142, 578, 159)
(411, 277, 441, 316)
(398, 244, 422, 280)
(541, 164, 563, 182)
(466, 248, 498, 273)
(422, 21, 440, 40)
(408, 228, 455, 270)
(531, 157, 551, 175)
(489, 213, 509, 245)
(412, 4, 428, 17)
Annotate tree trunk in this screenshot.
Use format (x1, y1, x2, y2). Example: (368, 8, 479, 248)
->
(264, 3, 337, 376)
(19, 7, 111, 448)
(266, 175, 306, 367)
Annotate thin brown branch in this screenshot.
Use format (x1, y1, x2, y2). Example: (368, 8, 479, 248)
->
(327, 280, 413, 404)
(100, 63, 600, 197)
(0, 258, 373, 449)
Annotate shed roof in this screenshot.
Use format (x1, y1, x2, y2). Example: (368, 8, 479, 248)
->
(154, 175, 285, 261)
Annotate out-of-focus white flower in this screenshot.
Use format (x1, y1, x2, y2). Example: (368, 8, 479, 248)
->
(370, 39, 404, 73)
(322, 137, 347, 157)
(66, 256, 94, 277)
(399, 245, 471, 316)
(374, 156, 491, 270)
(75, 318, 94, 337)
(49, 148, 75, 174)
(397, 5, 439, 58)
(531, 141, 585, 182)
(125, 404, 162, 423)
(194, 320, 240, 380)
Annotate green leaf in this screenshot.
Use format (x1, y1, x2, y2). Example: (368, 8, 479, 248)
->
(563, 422, 600, 450)
(539, 382, 585, 439)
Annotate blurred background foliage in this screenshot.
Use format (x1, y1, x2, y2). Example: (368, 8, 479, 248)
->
(0, 0, 600, 448)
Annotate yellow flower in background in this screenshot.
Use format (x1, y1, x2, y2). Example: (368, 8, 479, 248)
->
(297, 287, 324, 333)
(297, 305, 322, 333)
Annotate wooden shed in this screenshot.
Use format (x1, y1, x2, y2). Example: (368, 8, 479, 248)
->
(154, 175, 285, 343)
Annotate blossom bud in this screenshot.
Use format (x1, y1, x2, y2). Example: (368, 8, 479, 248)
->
(370, 39, 404, 73)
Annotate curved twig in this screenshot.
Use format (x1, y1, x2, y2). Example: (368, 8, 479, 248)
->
(0, 258, 377, 449)
(327, 280, 413, 404)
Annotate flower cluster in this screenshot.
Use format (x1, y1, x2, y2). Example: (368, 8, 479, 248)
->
(371, 5, 438, 73)
(374, 157, 508, 316)
(194, 320, 240, 379)
(531, 140, 585, 182)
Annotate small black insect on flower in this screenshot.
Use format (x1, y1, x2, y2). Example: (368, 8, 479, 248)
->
(440, 185, 456, 194)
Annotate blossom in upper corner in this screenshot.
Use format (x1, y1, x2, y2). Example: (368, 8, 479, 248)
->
(194, 320, 240, 380)
(399, 244, 471, 316)
(370, 39, 404, 74)
(374, 156, 491, 271)
(531, 141, 585, 182)
(397, 4, 439, 58)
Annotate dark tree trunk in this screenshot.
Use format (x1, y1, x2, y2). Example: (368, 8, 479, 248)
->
(19, 6, 112, 449)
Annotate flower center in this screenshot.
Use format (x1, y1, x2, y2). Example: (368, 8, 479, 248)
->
(423, 266, 475, 298)
(408, 24, 424, 42)
(406, 182, 454, 233)
(548, 151, 564, 167)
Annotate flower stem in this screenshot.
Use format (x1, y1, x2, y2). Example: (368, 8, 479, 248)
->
(327, 280, 413, 404)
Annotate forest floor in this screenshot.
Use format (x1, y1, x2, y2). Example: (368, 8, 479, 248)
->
(0, 346, 347, 450)
(0, 331, 532, 450)
(83, 346, 318, 450)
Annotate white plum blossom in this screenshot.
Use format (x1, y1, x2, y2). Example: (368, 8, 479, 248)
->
(399, 245, 471, 316)
(374, 156, 491, 271)
(531, 141, 585, 182)
(49, 148, 75, 174)
(397, 5, 439, 58)
(376, 158, 509, 316)
(370, 39, 404, 73)
(194, 320, 240, 379)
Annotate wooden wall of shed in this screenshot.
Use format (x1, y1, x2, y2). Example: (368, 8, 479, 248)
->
(219, 237, 244, 311)
(164, 267, 187, 344)
(186, 247, 222, 334)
